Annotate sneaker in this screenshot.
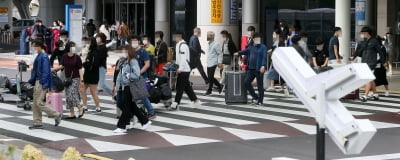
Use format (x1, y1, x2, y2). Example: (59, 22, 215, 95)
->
(251, 98, 258, 105)
(82, 106, 88, 112)
(360, 96, 367, 102)
(371, 94, 379, 101)
(367, 92, 373, 97)
(113, 128, 127, 133)
(141, 121, 152, 130)
(192, 100, 201, 109)
(218, 85, 224, 94)
(266, 87, 275, 92)
(148, 114, 157, 120)
(94, 108, 102, 114)
(204, 91, 212, 96)
(170, 102, 179, 111)
(284, 88, 289, 97)
(385, 91, 390, 97)
(28, 125, 44, 130)
(126, 123, 135, 130)
(55, 113, 62, 126)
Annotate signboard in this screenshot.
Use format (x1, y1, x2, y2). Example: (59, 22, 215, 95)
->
(0, 8, 9, 23)
(211, 0, 223, 23)
(65, 5, 83, 48)
(355, 0, 366, 25)
(229, 0, 238, 24)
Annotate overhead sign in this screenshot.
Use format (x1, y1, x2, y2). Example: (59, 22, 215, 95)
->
(0, 8, 8, 23)
(211, 0, 223, 23)
(65, 5, 83, 48)
(355, 0, 366, 25)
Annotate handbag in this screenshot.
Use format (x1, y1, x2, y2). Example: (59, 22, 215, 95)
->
(63, 55, 77, 87)
(129, 76, 150, 101)
(222, 54, 232, 65)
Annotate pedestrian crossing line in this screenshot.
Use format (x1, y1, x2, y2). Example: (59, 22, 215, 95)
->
(334, 153, 400, 160)
(153, 116, 215, 128)
(18, 116, 117, 137)
(0, 119, 76, 141)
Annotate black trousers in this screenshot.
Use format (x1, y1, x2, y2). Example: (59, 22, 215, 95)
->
(117, 87, 149, 129)
(207, 65, 222, 92)
(174, 72, 197, 104)
(196, 56, 208, 82)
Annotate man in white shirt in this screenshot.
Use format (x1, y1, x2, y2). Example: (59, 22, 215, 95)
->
(170, 31, 201, 110)
(204, 31, 223, 96)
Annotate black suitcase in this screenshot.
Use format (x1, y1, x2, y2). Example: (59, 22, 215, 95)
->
(225, 71, 247, 104)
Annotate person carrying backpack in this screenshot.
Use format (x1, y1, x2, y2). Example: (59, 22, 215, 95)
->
(170, 31, 201, 110)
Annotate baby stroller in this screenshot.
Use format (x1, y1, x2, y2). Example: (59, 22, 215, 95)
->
(148, 74, 173, 108)
(0, 61, 33, 110)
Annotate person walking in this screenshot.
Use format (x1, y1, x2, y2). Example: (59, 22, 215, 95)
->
(351, 26, 386, 102)
(96, 33, 113, 102)
(80, 37, 101, 113)
(235, 33, 267, 105)
(114, 46, 152, 133)
(49, 40, 65, 67)
(170, 31, 201, 110)
(189, 27, 209, 84)
(99, 20, 111, 43)
(154, 31, 168, 75)
(328, 27, 342, 64)
(219, 30, 238, 86)
(204, 31, 223, 96)
(52, 41, 85, 118)
(118, 20, 130, 46)
(27, 40, 63, 129)
(128, 35, 156, 119)
(86, 19, 96, 38)
(312, 38, 329, 68)
(112, 46, 129, 119)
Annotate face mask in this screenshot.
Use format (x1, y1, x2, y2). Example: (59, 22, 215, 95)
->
(222, 37, 227, 42)
(360, 34, 365, 39)
(96, 38, 101, 44)
(302, 39, 308, 43)
(70, 47, 76, 53)
(155, 37, 160, 42)
(254, 38, 261, 45)
(143, 40, 148, 45)
(53, 24, 57, 27)
(131, 43, 139, 48)
(198, 34, 201, 38)
(59, 47, 65, 51)
(86, 44, 90, 48)
(317, 45, 323, 51)
(280, 27, 284, 31)
(207, 37, 212, 41)
(272, 34, 277, 39)
(32, 49, 38, 54)
(338, 33, 342, 38)
(247, 31, 252, 37)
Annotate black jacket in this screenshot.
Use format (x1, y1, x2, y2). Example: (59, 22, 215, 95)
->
(222, 39, 238, 56)
(354, 38, 386, 70)
(156, 41, 168, 63)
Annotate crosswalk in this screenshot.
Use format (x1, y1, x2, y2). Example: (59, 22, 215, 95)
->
(1, 89, 400, 153)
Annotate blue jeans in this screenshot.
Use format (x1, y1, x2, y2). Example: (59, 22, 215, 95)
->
(99, 66, 112, 95)
(244, 69, 264, 103)
(120, 38, 127, 46)
(136, 98, 155, 116)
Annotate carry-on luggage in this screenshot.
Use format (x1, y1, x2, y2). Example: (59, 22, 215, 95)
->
(341, 89, 360, 100)
(225, 70, 247, 104)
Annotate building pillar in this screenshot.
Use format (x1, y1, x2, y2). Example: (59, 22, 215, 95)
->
(155, 0, 170, 45)
(196, 0, 239, 73)
(336, 0, 351, 63)
(241, 0, 259, 36)
(0, 0, 13, 41)
(39, 0, 71, 26)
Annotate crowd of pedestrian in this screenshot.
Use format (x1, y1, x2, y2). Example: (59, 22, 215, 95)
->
(24, 18, 393, 133)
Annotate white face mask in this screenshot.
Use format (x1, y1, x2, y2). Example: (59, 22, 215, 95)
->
(247, 31, 252, 37)
(131, 43, 139, 48)
(86, 44, 91, 48)
(254, 38, 261, 45)
(70, 47, 76, 53)
(222, 37, 227, 42)
(59, 46, 65, 51)
(272, 34, 277, 40)
(96, 38, 101, 44)
(317, 45, 324, 51)
(143, 40, 148, 45)
(280, 27, 284, 31)
(155, 37, 160, 42)
(360, 34, 365, 39)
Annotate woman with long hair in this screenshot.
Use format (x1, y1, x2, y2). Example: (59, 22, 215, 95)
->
(80, 37, 101, 112)
(113, 46, 151, 133)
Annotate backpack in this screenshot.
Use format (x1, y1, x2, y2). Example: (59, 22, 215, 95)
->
(179, 42, 199, 70)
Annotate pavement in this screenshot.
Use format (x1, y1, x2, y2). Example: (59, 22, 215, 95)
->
(1, 43, 400, 160)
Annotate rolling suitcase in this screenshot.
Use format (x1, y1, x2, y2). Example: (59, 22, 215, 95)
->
(225, 68, 247, 104)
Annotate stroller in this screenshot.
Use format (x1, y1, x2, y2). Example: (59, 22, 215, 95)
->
(0, 61, 33, 110)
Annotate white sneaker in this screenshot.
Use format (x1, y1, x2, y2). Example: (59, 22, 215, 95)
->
(368, 92, 373, 97)
(113, 128, 127, 133)
(126, 123, 135, 130)
(266, 87, 275, 92)
(385, 91, 390, 97)
(284, 88, 289, 97)
(170, 102, 178, 110)
(192, 100, 201, 109)
(141, 121, 152, 130)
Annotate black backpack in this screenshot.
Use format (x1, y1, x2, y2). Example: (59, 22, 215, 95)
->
(179, 42, 199, 70)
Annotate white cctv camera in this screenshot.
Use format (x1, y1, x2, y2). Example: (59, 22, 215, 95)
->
(272, 47, 376, 155)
